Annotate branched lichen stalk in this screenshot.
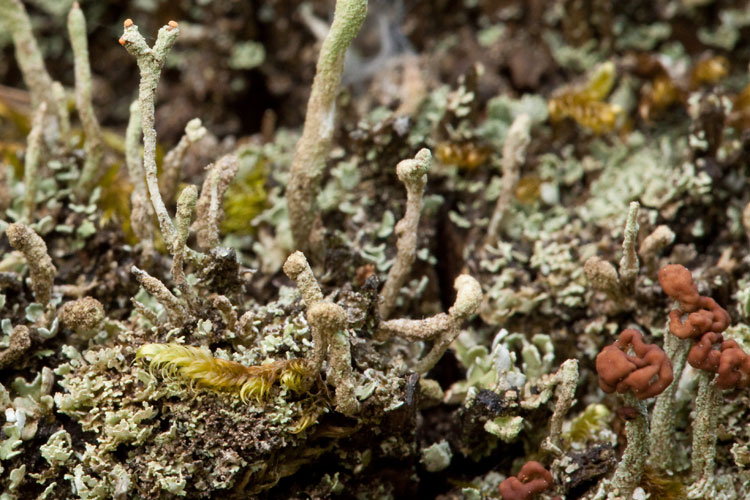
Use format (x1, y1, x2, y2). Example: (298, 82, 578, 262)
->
(68, 2, 104, 197)
(488, 113, 531, 241)
(131, 266, 186, 325)
(284, 252, 359, 415)
(6, 223, 56, 306)
(380, 148, 432, 319)
(161, 118, 207, 204)
(618, 201, 640, 293)
(131, 298, 159, 325)
(194, 154, 238, 250)
(120, 18, 180, 249)
(125, 100, 153, 245)
(648, 333, 689, 469)
(23, 102, 46, 220)
(307, 302, 359, 415)
(378, 275, 481, 374)
(284, 251, 327, 369)
(286, 0, 368, 252)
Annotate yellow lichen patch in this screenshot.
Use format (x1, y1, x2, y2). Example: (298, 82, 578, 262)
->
(640, 466, 686, 500)
(639, 73, 683, 121)
(435, 141, 491, 170)
(136, 343, 310, 403)
(577, 61, 617, 102)
(548, 61, 623, 134)
(564, 403, 612, 445)
(288, 405, 324, 434)
(97, 163, 135, 243)
(221, 156, 268, 235)
(690, 55, 729, 88)
(515, 175, 541, 204)
(728, 81, 750, 131)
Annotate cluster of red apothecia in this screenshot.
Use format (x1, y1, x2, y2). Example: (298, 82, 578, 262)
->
(595, 328, 674, 400)
(498, 461, 560, 500)
(658, 264, 749, 389)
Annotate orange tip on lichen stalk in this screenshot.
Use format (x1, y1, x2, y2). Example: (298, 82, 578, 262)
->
(167, 20, 178, 30)
(118, 38, 126, 46)
(124, 18, 133, 27)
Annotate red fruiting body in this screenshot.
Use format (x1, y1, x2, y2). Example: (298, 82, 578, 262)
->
(659, 264, 750, 389)
(687, 332, 723, 372)
(596, 329, 673, 400)
(659, 264, 730, 339)
(498, 461, 553, 500)
(716, 340, 750, 389)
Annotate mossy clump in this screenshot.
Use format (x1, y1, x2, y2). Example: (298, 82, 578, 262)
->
(221, 153, 268, 235)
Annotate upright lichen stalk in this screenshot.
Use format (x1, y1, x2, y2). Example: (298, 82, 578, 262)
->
(68, 2, 104, 197)
(380, 148, 432, 319)
(688, 370, 722, 497)
(595, 329, 673, 500)
(607, 394, 648, 499)
(161, 118, 207, 204)
(22, 102, 46, 221)
(125, 100, 154, 247)
(0, 0, 65, 143)
(286, 0, 368, 253)
(488, 113, 531, 241)
(283, 251, 359, 415)
(618, 201, 640, 293)
(648, 329, 690, 469)
(6, 223, 56, 307)
(119, 19, 180, 251)
(194, 154, 239, 250)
